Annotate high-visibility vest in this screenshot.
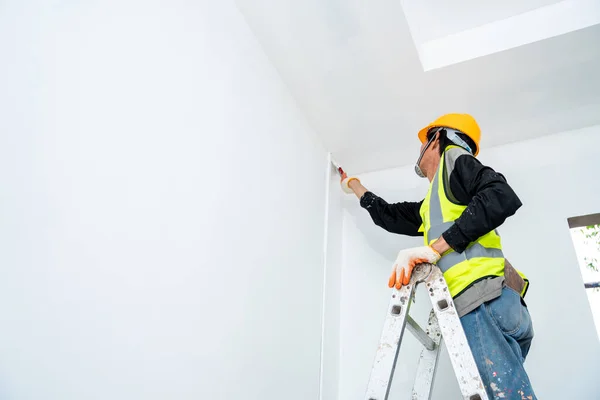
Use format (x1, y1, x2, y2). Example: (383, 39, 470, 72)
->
(419, 146, 529, 298)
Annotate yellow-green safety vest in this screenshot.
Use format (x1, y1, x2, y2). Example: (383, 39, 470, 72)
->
(419, 146, 529, 298)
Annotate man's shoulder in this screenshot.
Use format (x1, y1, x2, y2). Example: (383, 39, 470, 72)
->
(442, 146, 484, 204)
(444, 146, 475, 176)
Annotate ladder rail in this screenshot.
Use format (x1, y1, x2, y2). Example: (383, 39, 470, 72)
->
(424, 267, 488, 400)
(364, 282, 416, 400)
(411, 309, 442, 400)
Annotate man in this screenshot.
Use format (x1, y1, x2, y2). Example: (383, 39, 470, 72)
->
(341, 114, 536, 400)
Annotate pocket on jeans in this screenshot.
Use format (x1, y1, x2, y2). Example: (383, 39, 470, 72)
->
(486, 287, 523, 335)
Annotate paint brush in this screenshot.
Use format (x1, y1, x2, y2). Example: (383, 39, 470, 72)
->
(331, 159, 345, 177)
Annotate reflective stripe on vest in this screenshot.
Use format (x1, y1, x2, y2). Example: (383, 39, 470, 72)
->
(420, 146, 509, 297)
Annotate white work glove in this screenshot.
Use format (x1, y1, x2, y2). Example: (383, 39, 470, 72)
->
(340, 172, 360, 194)
(389, 246, 441, 289)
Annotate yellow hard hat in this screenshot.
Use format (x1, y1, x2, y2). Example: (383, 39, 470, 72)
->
(418, 113, 481, 156)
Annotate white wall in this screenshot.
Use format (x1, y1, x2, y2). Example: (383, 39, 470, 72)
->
(0, 1, 327, 399)
(334, 125, 600, 399)
(318, 159, 344, 400)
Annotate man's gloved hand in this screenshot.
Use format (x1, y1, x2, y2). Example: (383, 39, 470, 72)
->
(389, 246, 441, 289)
(340, 171, 360, 194)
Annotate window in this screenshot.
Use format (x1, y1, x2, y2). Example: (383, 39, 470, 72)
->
(568, 213, 600, 339)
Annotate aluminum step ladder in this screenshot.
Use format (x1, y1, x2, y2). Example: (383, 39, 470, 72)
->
(364, 263, 489, 400)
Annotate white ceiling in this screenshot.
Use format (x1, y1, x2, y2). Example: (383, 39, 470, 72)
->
(235, 0, 600, 173)
(403, 0, 563, 43)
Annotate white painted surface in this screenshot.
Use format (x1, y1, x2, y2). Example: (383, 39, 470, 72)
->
(418, 0, 600, 71)
(336, 125, 600, 399)
(402, 0, 563, 43)
(235, 1, 600, 173)
(0, 1, 327, 399)
(319, 160, 344, 400)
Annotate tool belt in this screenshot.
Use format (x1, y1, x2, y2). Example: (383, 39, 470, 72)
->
(503, 259, 526, 296)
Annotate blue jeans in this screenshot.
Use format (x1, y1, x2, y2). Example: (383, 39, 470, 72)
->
(460, 287, 537, 400)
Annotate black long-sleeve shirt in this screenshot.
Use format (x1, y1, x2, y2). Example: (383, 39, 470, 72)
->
(360, 150, 522, 253)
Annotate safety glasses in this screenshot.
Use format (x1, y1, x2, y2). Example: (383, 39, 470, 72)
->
(414, 130, 438, 178)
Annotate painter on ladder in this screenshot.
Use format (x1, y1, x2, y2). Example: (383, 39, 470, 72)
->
(341, 114, 536, 400)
